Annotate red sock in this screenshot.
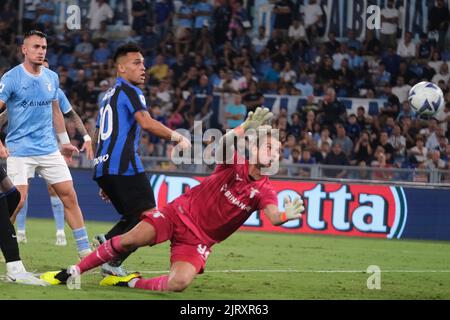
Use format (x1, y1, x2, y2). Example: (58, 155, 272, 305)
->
(77, 236, 125, 273)
(134, 275, 169, 291)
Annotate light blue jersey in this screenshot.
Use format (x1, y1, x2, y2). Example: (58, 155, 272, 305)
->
(0, 64, 59, 156)
(58, 88, 71, 114)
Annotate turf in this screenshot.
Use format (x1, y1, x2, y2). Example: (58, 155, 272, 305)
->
(0, 218, 449, 300)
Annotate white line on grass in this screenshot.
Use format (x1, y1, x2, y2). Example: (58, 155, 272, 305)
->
(114, 269, 450, 274)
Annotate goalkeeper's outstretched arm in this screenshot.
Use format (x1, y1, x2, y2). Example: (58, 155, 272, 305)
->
(263, 196, 305, 226)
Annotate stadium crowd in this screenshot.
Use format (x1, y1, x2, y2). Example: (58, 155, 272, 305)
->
(0, 0, 449, 182)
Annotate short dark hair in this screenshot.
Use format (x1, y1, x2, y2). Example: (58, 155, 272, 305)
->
(113, 43, 143, 63)
(23, 30, 47, 41)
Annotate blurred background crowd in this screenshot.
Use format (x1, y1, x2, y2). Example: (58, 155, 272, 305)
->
(0, 0, 449, 182)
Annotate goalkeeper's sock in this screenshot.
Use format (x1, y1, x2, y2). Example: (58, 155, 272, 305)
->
(77, 236, 125, 273)
(132, 275, 169, 291)
(5, 187, 20, 217)
(72, 227, 90, 253)
(0, 195, 21, 263)
(16, 197, 28, 232)
(50, 196, 65, 231)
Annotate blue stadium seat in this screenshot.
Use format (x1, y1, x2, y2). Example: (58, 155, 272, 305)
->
(368, 102, 380, 115)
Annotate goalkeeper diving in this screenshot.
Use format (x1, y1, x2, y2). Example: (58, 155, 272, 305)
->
(41, 107, 305, 292)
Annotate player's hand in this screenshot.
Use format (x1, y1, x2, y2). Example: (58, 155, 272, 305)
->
(80, 141, 94, 160)
(242, 107, 273, 131)
(60, 143, 79, 164)
(99, 188, 111, 203)
(283, 195, 305, 220)
(0, 144, 9, 158)
(172, 131, 191, 150)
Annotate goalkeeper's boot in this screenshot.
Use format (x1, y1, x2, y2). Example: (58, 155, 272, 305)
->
(6, 261, 48, 286)
(40, 265, 80, 285)
(99, 272, 141, 287)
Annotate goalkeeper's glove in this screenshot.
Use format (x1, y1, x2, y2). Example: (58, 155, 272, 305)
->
(280, 196, 305, 222)
(241, 107, 274, 132)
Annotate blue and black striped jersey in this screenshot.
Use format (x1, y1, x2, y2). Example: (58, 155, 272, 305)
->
(93, 77, 148, 178)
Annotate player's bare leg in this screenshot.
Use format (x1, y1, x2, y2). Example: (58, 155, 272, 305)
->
(47, 185, 66, 246)
(9, 184, 28, 224)
(51, 180, 90, 257)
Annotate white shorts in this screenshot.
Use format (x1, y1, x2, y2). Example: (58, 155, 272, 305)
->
(7, 151, 72, 186)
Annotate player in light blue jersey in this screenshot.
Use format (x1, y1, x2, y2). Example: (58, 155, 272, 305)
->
(0, 59, 95, 246)
(0, 30, 92, 260)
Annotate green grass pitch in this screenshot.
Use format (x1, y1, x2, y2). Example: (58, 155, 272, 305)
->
(1, 218, 449, 300)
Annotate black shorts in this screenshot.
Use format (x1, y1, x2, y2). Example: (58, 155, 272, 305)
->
(0, 166, 7, 182)
(95, 173, 156, 217)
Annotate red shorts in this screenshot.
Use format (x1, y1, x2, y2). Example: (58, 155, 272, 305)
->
(141, 207, 211, 274)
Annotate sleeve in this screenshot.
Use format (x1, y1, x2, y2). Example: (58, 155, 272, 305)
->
(58, 88, 72, 114)
(257, 183, 278, 210)
(121, 86, 147, 114)
(0, 72, 15, 104)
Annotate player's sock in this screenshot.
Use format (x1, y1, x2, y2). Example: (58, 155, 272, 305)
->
(0, 194, 21, 263)
(50, 196, 65, 231)
(77, 236, 126, 273)
(132, 275, 169, 291)
(72, 227, 90, 253)
(5, 187, 21, 217)
(16, 197, 28, 232)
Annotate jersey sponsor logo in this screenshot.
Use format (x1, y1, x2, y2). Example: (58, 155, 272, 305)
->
(139, 94, 146, 106)
(249, 188, 259, 199)
(93, 154, 109, 165)
(20, 100, 52, 108)
(220, 184, 252, 212)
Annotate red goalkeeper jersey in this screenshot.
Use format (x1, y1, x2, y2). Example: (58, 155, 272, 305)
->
(162, 152, 278, 246)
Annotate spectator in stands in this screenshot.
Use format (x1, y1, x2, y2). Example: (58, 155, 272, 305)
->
(345, 114, 361, 141)
(88, 0, 114, 31)
(391, 76, 411, 104)
(353, 131, 372, 165)
(253, 26, 269, 54)
(396, 100, 416, 121)
(213, 0, 232, 47)
(224, 93, 246, 129)
(303, 0, 323, 45)
(280, 61, 297, 84)
(288, 18, 307, 44)
(132, 0, 151, 36)
(147, 54, 169, 82)
(382, 46, 401, 77)
(408, 135, 428, 165)
(318, 87, 347, 130)
(323, 142, 349, 178)
(428, 0, 450, 50)
(242, 81, 264, 114)
(374, 131, 395, 164)
(194, 0, 213, 36)
(317, 127, 332, 149)
(335, 58, 354, 97)
(333, 123, 354, 158)
(298, 148, 315, 177)
(36, 0, 55, 30)
(93, 39, 111, 65)
(389, 124, 406, 163)
(397, 31, 416, 59)
(432, 62, 450, 84)
(191, 75, 213, 117)
(380, 0, 399, 49)
(426, 150, 446, 170)
(371, 145, 392, 180)
(362, 28, 381, 56)
(417, 33, 432, 60)
(74, 32, 94, 66)
(273, 0, 294, 38)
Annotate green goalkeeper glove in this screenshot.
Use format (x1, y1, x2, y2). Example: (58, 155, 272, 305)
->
(280, 196, 305, 222)
(241, 107, 274, 131)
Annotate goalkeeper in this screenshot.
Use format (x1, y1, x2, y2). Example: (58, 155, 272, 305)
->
(42, 107, 305, 292)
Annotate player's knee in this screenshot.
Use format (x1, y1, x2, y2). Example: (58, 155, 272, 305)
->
(168, 275, 193, 292)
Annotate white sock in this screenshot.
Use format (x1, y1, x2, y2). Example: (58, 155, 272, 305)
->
(128, 278, 139, 288)
(6, 260, 26, 275)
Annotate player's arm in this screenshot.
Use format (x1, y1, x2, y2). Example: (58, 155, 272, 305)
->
(0, 108, 7, 128)
(134, 110, 191, 149)
(263, 196, 304, 226)
(53, 100, 79, 163)
(65, 109, 94, 160)
(215, 107, 273, 164)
